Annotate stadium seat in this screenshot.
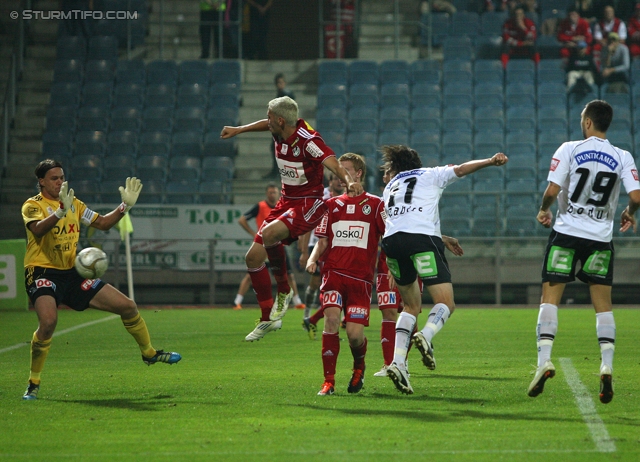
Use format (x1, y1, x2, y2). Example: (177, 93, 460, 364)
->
(106, 130, 138, 158)
(81, 82, 113, 109)
(443, 107, 473, 132)
(103, 155, 136, 180)
(199, 180, 231, 204)
(349, 83, 379, 108)
(115, 60, 145, 85)
(74, 131, 106, 157)
(42, 131, 73, 158)
(474, 106, 505, 133)
(84, 59, 115, 83)
(317, 83, 348, 109)
(139, 132, 171, 158)
(174, 107, 206, 133)
(347, 106, 378, 133)
(380, 83, 410, 109)
(203, 131, 237, 157)
(110, 107, 141, 133)
(176, 83, 209, 109)
(165, 180, 199, 204)
(179, 60, 211, 86)
(169, 156, 201, 182)
(379, 60, 410, 85)
(349, 61, 379, 85)
(318, 61, 348, 85)
(53, 59, 83, 83)
(443, 59, 473, 84)
(56, 36, 86, 60)
(474, 81, 504, 109)
(99, 180, 123, 204)
(411, 60, 441, 85)
(537, 106, 568, 134)
(411, 83, 441, 109)
(71, 154, 103, 181)
(146, 60, 178, 85)
(378, 130, 409, 146)
(506, 156, 537, 180)
(411, 107, 442, 132)
(211, 60, 241, 85)
(49, 82, 81, 108)
(473, 131, 505, 159)
(136, 179, 165, 204)
(480, 11, 508, 37)
(87, 36, 118, 61)
(137, 155, 168, 181)
(172, 131, 203, 157)
(380, 107, 410, 132)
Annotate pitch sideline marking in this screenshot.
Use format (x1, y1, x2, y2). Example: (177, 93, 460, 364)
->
(559, 357, 616, 453)
(0, 314, 119, 355)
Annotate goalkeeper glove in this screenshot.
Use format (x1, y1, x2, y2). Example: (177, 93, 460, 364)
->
(54, 181, 74, 219)
(118, 177, 143, 213)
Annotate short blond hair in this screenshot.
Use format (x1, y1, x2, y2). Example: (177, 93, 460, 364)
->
(268, 96, 298, 126)
(339, 152, 366, 182)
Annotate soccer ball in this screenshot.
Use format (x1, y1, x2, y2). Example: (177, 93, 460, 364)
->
(75, 247, 109, 279)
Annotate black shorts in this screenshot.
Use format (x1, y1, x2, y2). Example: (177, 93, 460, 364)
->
(381, 232, 452, 286)
(25, 266, 106, 311)
(541, 230, 615, 286)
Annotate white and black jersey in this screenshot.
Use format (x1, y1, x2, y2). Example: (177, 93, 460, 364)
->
(548, 136, 640, 242)
(382, 166, 460, 239)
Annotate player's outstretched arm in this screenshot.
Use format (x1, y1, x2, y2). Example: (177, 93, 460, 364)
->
(220, 119, 269, 139)
(92, 177, 143, 230)
(442, 235, 464, 256)
(454, 153, 508, 177)
(620, 189, 640, 233)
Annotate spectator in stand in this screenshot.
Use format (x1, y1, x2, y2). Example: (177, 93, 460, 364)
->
(573, 0, 604, 24)
(501, 5, 538, 66)
(422, 0, 456, 15)
(600, 32, 631, 92)
(593, 5, 628, 67)
(245, 0, 273, 60)
(275, 73, 296, 100)
(522, 0, 540, 25)
(566, 40, 599, 92)
(628, 3, 640, 58)
(557, 8, 594, 61)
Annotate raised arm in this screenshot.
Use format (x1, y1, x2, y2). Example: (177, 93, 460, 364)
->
(220, 119, 270, 139)
(453, 153, 508, 177)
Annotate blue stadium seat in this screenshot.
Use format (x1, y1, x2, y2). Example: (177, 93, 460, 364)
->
(106, 130, 138, 158)
(49, 82, 80, 108)
(171, 131, 203, 157)
(74, 131, 106, 157)
(84, 59, 115, 83)
(506, 82, 536, 107)
(135, 179, 164, 204)
(474, 106, 505, 133)
(318, 83, 348, 109)
(103, 155, 136, 180)
(42, 131, 73, 158)
(347, 106, 378, 133)
(380, 107, 410, 132)
(203, 131, 237, 158)
(506, 141, 537, 159)
(113, 82, 144, 108)
(110, 107, 141, 133)
(537, 106, 568, 134)
(211, 60, 241, 85)
(474, 59, 504, 84)
(474, 82, 504, 109)
(420, 12, 450, 47)
(81, 82, 113, 108)
(506, 156, 537, 180)
(54, 59, 83, 83)
(318, 61, 348, 85)
(378, 130, 409, 146)
(202, 156, 235, 181)
(169, 156, 201, 181)
(443, 59, 473, 84)
(411, 83, 441, 109)
(139, 132, 171, 157)
(179, 60, 211, 86)
(443, 107, 472, 133)
(480, 11, 508, 37)
(411, 60, 441, 85)
(411, 107, 441, 132)
(87, 36, 118, 61)
(349, 83, 379, 108)
(71, 154, 103, 181)
(166, 180, 199, 204)
(56, 36, 86, 60)
(142, 108, 174, 134)
(115, 60, 145, 85)
(410, 130, 440, 146)
(380, 83, 410, 108)
(349, 61, 379, 85)
(537, 59, 566, 83)
(443, 81, 473, 108)
(137, 155, 168, 181)
(199, 180, 231, 204)
(379, 60, 410, 85)
(146, 60, 178, 86)
(450, 12, 480, 39)
(506, 106, 536, 132)
(145, 84, 176, 108)
(174, 107, 206, 133)
(99, 180, 123, 204)
(176, 83, 209, 109)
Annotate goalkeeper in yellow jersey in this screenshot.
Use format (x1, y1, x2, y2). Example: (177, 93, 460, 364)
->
(20, 159, 181, 400)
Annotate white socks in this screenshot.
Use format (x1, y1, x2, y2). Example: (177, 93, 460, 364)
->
(393, 312, 416, 368)
(234, 294, 243, 306)
(536, 303, 558, 367)
(596, 311, 615, 370)
(421, 303, 450, 343)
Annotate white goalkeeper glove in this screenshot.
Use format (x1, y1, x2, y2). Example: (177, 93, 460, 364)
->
(118, 177, 143, 213)
(54, 181, 74, 219)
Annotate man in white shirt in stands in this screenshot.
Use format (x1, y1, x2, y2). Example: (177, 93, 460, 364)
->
(529, 99, 640, 404)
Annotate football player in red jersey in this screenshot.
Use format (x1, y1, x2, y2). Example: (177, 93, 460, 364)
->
(221, 97, 363, 342)
(305, 153, 384, 396)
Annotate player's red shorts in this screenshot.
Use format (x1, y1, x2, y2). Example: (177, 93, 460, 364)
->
(320, 270, 371, 326)
(376, 273, 400, 311)
(255, 196, 327, 246)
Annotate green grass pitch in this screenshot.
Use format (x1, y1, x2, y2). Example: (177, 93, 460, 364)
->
(1, 307, 639, 461)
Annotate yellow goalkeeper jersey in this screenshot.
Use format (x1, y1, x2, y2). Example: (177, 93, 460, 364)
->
(22, 193, 98, 269)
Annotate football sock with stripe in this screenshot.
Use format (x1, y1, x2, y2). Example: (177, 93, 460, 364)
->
(265, 242, 290, 293)
(380, 319, 395, 365)
(29, 331, 52, 385)
(350, 337, 367, 370)
(420, 303, 450, 343)
(248, 264, 274, 321)
(536, 303, 558, 367)
(122, 313, 155, 358)
(596, 311, 615, 370)
(393, 312, 416, 368)
(321, 332, 340, 384)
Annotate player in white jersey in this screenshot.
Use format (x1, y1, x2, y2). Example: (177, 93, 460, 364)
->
(380, 145, 508, 394)
(528, 100, 640, 404)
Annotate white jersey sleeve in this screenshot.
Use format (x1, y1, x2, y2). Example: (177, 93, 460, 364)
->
(547, 136, 640, 242)
(383, 166, 459, 238)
